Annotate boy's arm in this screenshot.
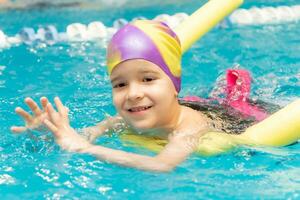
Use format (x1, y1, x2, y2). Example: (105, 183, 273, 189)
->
(82, 133, 200, 172)
(43, 97, 203, 172)
(81, 115, 125, 142)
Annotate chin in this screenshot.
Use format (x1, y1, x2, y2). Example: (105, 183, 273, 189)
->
(128, 120, 157, 132)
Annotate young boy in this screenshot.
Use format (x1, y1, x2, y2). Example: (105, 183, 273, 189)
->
(11, 20, 250, 172)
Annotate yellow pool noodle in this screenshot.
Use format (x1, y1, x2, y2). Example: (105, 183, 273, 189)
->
(241, 99, 300, 147)
(175, 0, 244, 53)
(121, 100, 300, 156)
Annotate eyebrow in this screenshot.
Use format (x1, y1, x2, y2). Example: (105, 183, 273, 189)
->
(139, 69, 160, 75)
(110, 69, 160, 83)
(110, 76, 121, 83)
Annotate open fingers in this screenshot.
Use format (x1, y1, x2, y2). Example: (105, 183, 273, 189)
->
(54, 97, 68, 117)
(40, 97, 49, 111)
(46, 103, 61, 125)
(10, 126, 27, 133)
(25, 97, 42, 116)
(15, 107, 32, 122)
(43, 119, 59, 137)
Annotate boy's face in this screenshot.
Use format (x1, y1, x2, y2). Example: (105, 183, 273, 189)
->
(110, 59, 179, 132)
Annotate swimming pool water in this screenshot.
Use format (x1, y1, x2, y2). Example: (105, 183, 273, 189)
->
(1, 0, 300, 199)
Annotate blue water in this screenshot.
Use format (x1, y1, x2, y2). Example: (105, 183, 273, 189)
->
(1, 0, 300, 199)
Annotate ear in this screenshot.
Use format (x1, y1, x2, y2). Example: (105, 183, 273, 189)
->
(174, 91, 178, 98)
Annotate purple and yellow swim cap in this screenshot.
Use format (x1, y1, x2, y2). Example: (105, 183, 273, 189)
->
(106, 20, 182, 92)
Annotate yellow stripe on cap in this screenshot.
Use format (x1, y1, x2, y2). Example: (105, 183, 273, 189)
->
(133, 20, 182, 77)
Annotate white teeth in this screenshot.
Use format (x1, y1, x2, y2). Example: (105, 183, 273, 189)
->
(129, 106, 151, 112)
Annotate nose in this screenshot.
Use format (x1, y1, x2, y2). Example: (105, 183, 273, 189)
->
(127, 82, 144, 101)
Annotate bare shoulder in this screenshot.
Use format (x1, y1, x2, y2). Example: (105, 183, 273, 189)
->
(171, 106, 212, 139)
(159, 106, 212, 155)
(182, 105, 211, 128)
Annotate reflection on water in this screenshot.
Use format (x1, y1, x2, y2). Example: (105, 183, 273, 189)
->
(0, 0, 206, 10)
(0, 65, 5, 88)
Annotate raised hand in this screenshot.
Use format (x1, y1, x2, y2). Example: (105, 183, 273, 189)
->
(11, 97, 50, 133)
(43, 97, 92, 152)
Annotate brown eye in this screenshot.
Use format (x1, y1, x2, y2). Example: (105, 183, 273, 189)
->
(113, 82, 126, 88)
(143, 77, 155, 82)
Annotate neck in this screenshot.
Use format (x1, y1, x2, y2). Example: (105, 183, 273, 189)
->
(162, 101, 184, 134)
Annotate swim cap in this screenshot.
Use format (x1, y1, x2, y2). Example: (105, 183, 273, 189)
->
(106, 20, 182, 92)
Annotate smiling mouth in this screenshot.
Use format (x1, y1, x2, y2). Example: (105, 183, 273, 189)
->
(128, 106, 152, 112)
